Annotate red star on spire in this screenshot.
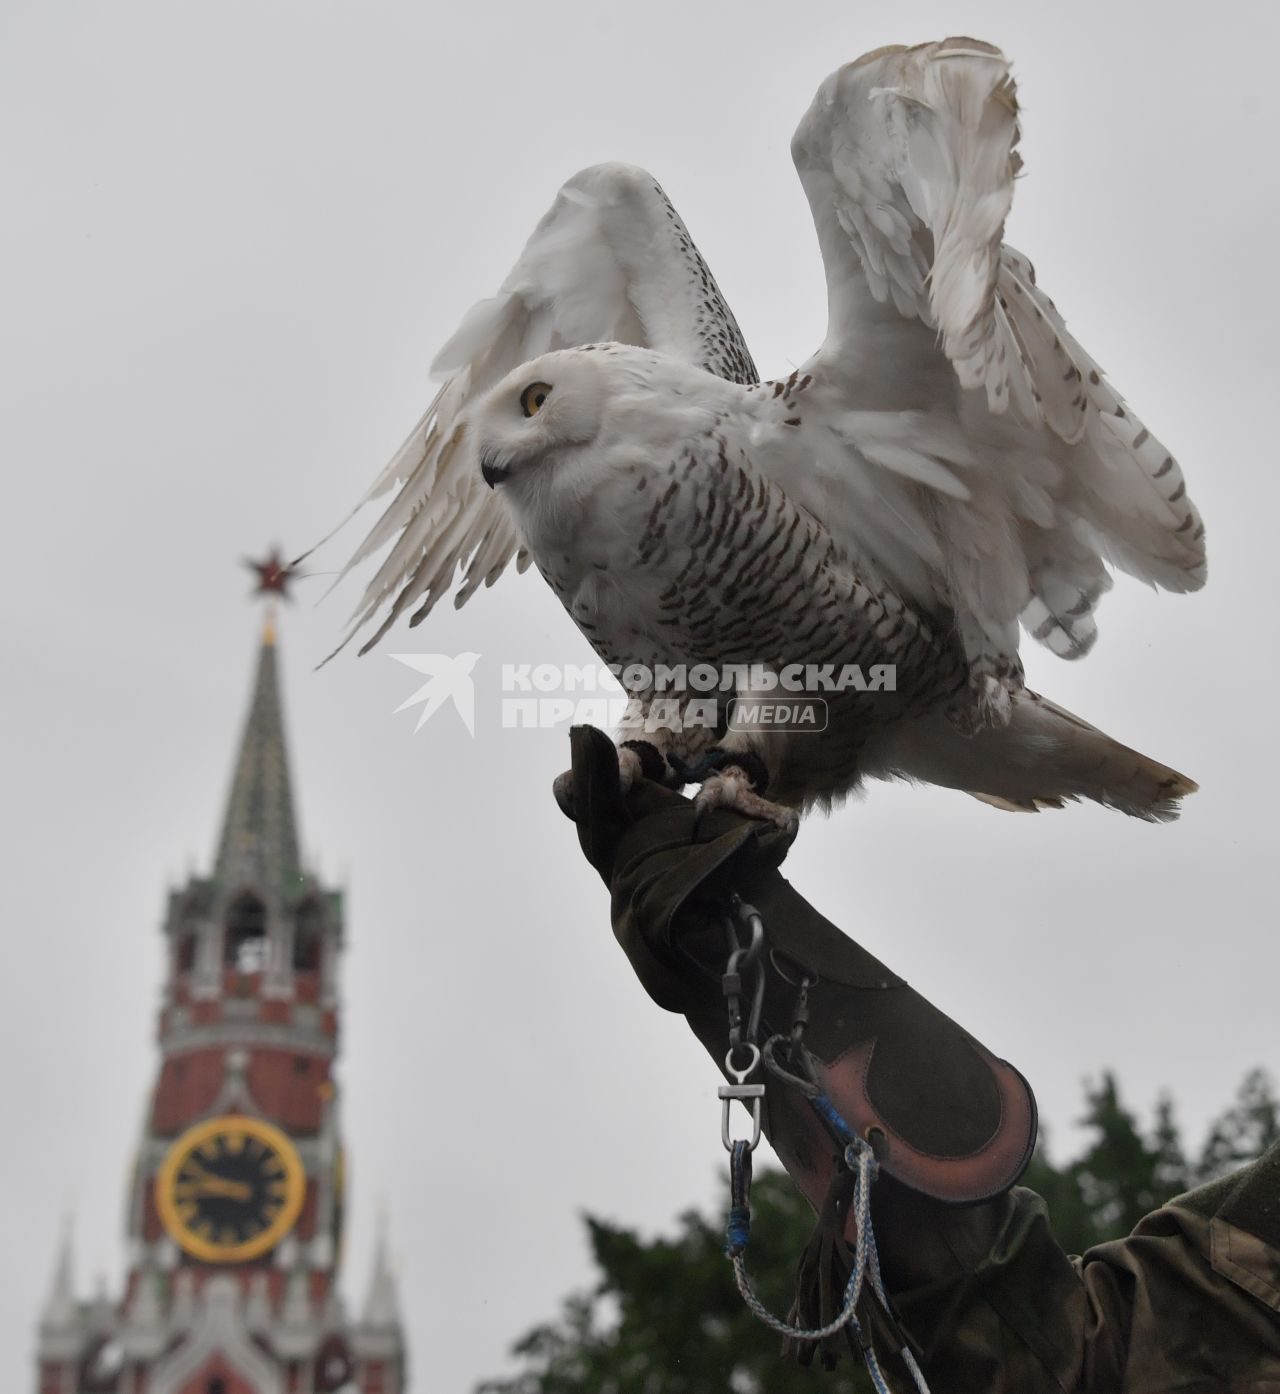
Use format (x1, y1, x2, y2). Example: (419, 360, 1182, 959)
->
(246, 548, 298, 600)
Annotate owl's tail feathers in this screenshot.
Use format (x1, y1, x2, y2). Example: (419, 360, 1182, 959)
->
(871, 690, 1197, 821)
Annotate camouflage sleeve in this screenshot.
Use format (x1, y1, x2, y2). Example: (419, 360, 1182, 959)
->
(877, 1144, 1280, 1391)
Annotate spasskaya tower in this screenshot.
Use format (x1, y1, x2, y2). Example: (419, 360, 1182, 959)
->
(35, 571, 406, 1394)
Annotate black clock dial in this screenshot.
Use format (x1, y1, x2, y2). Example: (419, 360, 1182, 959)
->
(158, 1117, 306, 1261)
(170, 1130, 291, 1246)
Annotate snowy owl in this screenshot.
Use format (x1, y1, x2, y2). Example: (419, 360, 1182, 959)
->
(326, 38, 1204, 825)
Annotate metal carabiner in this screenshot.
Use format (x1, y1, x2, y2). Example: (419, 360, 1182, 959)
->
(720, 1043, 765, 1151)
(723, 901, 767, 1050)
(729, 897, 765, 967)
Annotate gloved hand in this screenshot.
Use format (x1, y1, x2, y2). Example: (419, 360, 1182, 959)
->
(556, 724, 797, 1012)
(555, 725, 1037, 1208)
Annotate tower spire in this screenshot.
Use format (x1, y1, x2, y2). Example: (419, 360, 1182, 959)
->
(213, 627, 302, 894)
(214, 549, 304, 896)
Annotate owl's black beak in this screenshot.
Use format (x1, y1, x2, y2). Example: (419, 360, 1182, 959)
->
(480, 452, 510, 489)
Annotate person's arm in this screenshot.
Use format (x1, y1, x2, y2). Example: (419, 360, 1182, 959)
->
(879, 1151, 1280, 1392)
(558, 728, 1056, 1382)
(556, 728, 1280, 1391)
(872, 1179, 1087, 1391)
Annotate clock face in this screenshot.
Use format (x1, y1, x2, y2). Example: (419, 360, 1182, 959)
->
(156, 1115, 305, 1262)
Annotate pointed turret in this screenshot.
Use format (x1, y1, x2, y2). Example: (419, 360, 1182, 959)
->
(37, 1222, 84, 1368)
(352, 1212, 405, 1391)
(38, 1222, 78, 1335)
(360, 1215, 401, 1331)
(213, 621, 303, 898)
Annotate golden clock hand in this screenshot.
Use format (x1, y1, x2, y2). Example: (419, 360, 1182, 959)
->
(179, 1166, 254, 1202)
(195, 1177, 253, 1201)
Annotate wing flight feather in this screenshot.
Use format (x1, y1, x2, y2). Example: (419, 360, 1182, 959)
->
(789, 38, 1205, 716)
(321, 163, 756, 655)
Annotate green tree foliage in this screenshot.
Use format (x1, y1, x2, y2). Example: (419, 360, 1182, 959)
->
(1025, 1072, 1187, 1252)
(478, 1170, 871, 1394)
(1028, 1068, 1278, 1254)
(478, 1069, 1275, 1392)
(1198, 1068, 1280, 1181)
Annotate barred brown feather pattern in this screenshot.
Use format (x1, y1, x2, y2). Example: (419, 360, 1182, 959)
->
(554, 426, 970, 809)
(647, 181, 758, 387)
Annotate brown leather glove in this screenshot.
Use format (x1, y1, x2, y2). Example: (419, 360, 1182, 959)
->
(557, 725, 1037, 1208)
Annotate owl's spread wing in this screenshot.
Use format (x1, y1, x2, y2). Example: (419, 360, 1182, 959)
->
(790, 39, 1205, 710)
(323, 164, 756, 655)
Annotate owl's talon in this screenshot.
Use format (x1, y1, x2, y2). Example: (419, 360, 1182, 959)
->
(692, 765, 800, 836)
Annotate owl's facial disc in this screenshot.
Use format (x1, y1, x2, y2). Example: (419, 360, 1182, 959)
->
(476, 352, 604, 491)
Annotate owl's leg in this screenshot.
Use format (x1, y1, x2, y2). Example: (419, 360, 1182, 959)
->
(692, 765, 800, 835)
(685, 739, 799, 835)
(615, 741, 649, 793)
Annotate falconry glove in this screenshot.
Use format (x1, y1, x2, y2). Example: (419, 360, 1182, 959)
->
(557, 724, 1037, 1210)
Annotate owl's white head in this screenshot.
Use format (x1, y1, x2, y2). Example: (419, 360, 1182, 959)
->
(471, 349, 611, 501)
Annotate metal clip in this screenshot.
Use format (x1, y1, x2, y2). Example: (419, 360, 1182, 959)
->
(720, 1044, 765, 1151)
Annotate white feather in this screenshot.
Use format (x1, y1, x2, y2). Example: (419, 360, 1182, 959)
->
(785, 37, 1205, 708)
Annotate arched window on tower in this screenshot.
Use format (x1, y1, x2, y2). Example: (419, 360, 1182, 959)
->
(224, 893, 268, 973)
(175, 928, 198, 975)
(292, 898, 324, 973)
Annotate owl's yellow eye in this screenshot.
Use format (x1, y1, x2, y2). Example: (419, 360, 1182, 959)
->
(520, 382, 552, 418)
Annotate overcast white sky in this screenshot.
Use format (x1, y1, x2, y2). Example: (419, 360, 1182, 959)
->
(3, 3, 1277, 1390)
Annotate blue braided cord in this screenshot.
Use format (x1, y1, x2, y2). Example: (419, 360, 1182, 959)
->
(864, 1199, 889, 1308)
(726, 1132, 934, 1393)
(900, 1347, 931, 1394)
(850, 1145, 932, 1394)
(809, 1092, 856, 1146)
(725, 1205, 751, 1256)
(864, 1215, 931, 1394)
(863, 1345, 895, 1394)
(728, 1138, 875, 1342)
